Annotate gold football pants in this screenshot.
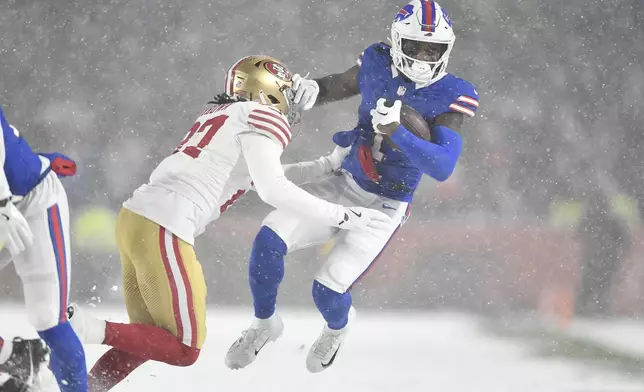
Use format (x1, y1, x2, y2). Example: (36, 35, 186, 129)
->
(115, 208, 206, 348)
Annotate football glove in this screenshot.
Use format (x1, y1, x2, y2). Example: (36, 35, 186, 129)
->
(370, 98, 402, 134)
(336, 206, 393, 231)
(292, 73, 319, 111)
(39, 152, 77, 177)
(0, 197, 33, 256)
(327, 145, 351, 172)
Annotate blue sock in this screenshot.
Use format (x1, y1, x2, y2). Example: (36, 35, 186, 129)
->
(38, 322, 88, 392)
(250, 226, 287, 319)
(312, 280, 352, 330)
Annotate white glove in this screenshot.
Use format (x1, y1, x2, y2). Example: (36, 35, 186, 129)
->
(326, 145, 351, 172)
(292, 73, 320, 111)
(335, 206, 393, 231)
(370, 98, 402, 134)
(0, 198, 33, 256)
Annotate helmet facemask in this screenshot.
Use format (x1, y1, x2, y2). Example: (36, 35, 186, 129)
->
(277, 83, 301, 126)
(389, 1, 456, 86)
(391, 27, 454, 85)
(247, 85, 300, 126)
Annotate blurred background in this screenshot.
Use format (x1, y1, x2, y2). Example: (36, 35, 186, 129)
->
(1, 0, 644, 326)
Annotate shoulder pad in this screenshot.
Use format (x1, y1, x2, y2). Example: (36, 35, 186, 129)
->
(359, 42, 393, 68)
(375, 42, 391, 53)
(247, 106, 292, 149)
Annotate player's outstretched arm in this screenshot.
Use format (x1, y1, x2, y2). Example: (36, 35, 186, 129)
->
(283, 145, 350, 185)
(240, 132, 344, 221)
(313, 65, 360, 105)
(240, 133, 391, 231)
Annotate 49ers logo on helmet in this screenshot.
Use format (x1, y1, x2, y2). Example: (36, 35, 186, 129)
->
(264, 61, 291, 81)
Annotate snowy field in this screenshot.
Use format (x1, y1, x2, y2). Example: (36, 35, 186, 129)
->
(568, 318, 644, 359)
(2, 305, 644, 392)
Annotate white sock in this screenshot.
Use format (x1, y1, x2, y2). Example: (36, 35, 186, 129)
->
(251, 314, 278, 328)
(0, 338, 13, 364)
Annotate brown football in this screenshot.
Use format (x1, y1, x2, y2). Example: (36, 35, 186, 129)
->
(384, 104, 433, 150)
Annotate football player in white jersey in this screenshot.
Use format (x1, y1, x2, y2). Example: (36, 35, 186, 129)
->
(67, 55, 392, 391)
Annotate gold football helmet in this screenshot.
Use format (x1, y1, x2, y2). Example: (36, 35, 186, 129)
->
(224, 55, 298, 124)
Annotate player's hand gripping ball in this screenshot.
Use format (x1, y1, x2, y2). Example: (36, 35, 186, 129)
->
(370, 98, 432, 150)
(370, 98, 401, 135)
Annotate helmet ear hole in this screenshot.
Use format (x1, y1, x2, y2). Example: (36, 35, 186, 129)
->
(267, 95, 280, 105)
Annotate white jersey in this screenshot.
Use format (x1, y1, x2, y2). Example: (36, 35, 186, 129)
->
(124, 101, 293, 244)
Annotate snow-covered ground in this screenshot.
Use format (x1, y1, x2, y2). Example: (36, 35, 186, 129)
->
(2, 305, 644, 392)
(567, 318, 644, 358)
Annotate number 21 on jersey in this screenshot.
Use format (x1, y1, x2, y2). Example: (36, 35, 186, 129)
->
(174, 115, 228, 158)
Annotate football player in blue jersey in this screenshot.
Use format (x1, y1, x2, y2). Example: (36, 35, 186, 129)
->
(226, 0, 479, 372)
(0, 106, 87, 392)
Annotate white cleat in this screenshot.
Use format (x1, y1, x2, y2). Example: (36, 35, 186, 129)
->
(306, 307, 356, 373)
(66, 303, 106, 345)
(225, 314, 284, 370)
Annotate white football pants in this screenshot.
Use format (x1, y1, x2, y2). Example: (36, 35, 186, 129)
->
(263, 170, 410, 293)
(0, 172, 71, 331)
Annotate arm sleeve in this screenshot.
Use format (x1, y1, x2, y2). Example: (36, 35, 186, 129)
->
(0, 117, 12, 200)
(283, 157, 333, 186)
(389, 124, 463, 182)
(240, 132, 344, 225)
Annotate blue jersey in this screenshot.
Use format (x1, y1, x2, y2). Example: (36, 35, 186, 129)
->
(341, 42, 479, 202)
(1, 106, 50, 197)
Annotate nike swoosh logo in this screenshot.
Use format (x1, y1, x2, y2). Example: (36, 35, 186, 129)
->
(1, 214, 8, 221)
(382, 203, 396, 211)
(321, 345, 341, 368)
(349, 209, 362, 218)
(254, 340, 269, 356)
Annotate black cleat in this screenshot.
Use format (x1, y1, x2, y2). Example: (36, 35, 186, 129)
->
(0, 338, 49, 386)
(0, 376, 29, 392)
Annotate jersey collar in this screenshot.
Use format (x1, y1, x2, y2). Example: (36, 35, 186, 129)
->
(414, 72, 448, 89)
(391, 66, 448, 90)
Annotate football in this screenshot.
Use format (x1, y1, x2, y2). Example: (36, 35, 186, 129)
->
(384, 103, 432, 150)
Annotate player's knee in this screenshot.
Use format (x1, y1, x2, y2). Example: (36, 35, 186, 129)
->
(253, 226, 287, 256)
(315, 262, 356, 295)
(176, 345, 200, 367)
(261, 211, 301, 247)
(312, 280, 351, 310)
(312, 280, 342, 300)
(28, 305, 59, 331)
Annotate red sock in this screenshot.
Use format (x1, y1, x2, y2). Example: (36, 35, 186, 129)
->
(89, 348, 147, 392)
(104, 321, 200, 366)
